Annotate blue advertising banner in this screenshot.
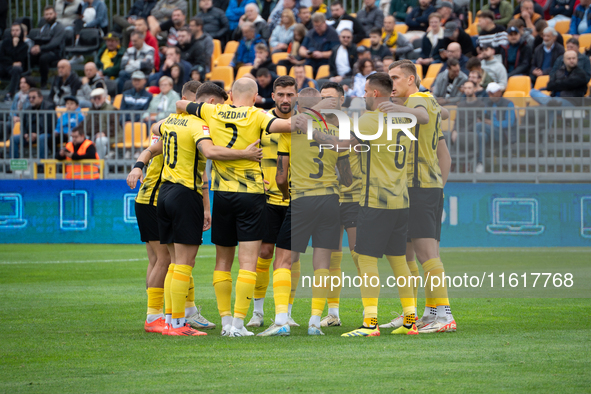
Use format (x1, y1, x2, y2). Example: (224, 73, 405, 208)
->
(0, 180, 590, 246)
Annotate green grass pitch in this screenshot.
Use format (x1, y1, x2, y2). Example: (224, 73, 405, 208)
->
(1, 244, 590, 393)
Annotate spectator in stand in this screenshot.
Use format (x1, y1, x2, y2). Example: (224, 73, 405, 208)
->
(112, 0, 157, 34)
(481, 0, 513, 27)
(55, 96, 85, 135)
(389, 0, 418, 23)
(215, 0, 231, 13)
(299, 6, 313, 29)
(436, 2, 457, 26)
(469, 70, 490, 96)
(368, 28, 391, 64)
(11, 88, 56, 159)
(328, 0, 366, 44)
(474, 82, 516, 173)
(347, 58, 376, 96)
(405, 0, 436, 32)
(500, 25, 532, 77)
(0, 23, 28, 101)
(79, 88, 119, 158)
(199, 0, 229, 44)
(129, 17, 160, 71)
(187, 17, 214, 73)
(55, 128, 99, 175)
(30, 6, 65, 88)
(467, 57, 494, 90)
(55, 0, 84, 30)
(10, 77, 35, 126)
(513, 0, 542, 32)
(438, 42, 469, 74)
(147, 0, 188, 36)
(547, 0, 577, 29)
(177, 27, 196, 62)
(230, 22, 267, 71)
(75, 0, 109, 35)
(533, 20, 564, 49)
(299, 13, 340, 75)
(512, 0, 545, 16)
(170, 63, 184, 93)
(318, 28, 357, 87)
(479, 44, 508, 88)
(293, 63, 317, 90)
(149, 46, 191, 86)
(277, 23, 308, 73)
(151, 8, 186, 46)
(450, 80, 485, 144)
(190, 66, 202, 82)
(254, 68, 276, 109)
(381, 15, 414, 59)
(246, 43, 278, 77)
(507, 18, 534, 47)
(531, 27, 565, 83)
(143, 76, 180, 122)
(226, 0, 256, 31)
(121, 71, 153, 124)
(551, 37, 591, 80)
(233, 3, 271, 41)
(357, 0, 383, 37)
(382, 55, 394, 71)
(77, 62, 107, 107)
(118, 31, 155, 93)
(417, 13, 444, 68)
(432, 58, 468, 102)
(268, 0, 299, 32)
(51, 60, 82, 107)
(477, 10, 508, 50)
(98, 33, 125, 83)
(270, 9, 296, 53)
(310, 0, 331, 18)
(433, 21, 476, 62)
(568, 0, 591, 36)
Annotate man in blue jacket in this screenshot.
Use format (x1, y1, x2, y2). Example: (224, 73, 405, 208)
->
(568, 0, 591, 35)
(405, 0, 435, 32)
(230, 22, 266, 71)
(226, 0, 256, 31)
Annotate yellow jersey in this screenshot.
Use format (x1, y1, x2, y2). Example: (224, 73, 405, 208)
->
(186, 102, 276, 194)
(159, 113, 208, 195)
(261, 109, 290, 207)
(135, 134, 164, 206)
(339, 149, 362, 204)
(278, 123, 343, 201)
(354, 110, 413, 210)
(405, 91, 444, 189)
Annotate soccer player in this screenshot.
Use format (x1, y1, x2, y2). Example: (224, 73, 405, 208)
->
(247, 76, 301, 331)
(380, 60, 456, 333)
(176, 78, 292, 337)
(279, 87, 352, 336)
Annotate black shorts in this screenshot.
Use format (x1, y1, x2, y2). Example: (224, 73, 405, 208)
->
(339, 202, 360, 229)
(407, 187, 443, 241)
(135, 201, 159, 243)
(262, 203, 289, 244)
(157, 182, 204, 245)
(291, 194, 341, 253)
(355, 206, 409, 258)
(275, 204, 291, 251)
(211, 191, 266, 246)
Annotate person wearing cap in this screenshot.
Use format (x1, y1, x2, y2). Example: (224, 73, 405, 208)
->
(405, 0, 436, 32)
(500, 25, 533, 77)
(432, 58, 468, 103)
(433, 21, 476, 62)
(481, 0, 513, 27)
(474, 82, 516, 173)
(477, 10, 508, 49)
(98, 33, 126, 81)
(530, 27, 565, 84)
(120, 71, 153, 124)
(381, 15, 414, 59)
(50, 59, 82, 107)
(76, 88, 120, 159)
(479, 43, 508, 89)
(118, 30, 155, 93)
(77, 62, 108, 108)
(55, 96, 85, 136)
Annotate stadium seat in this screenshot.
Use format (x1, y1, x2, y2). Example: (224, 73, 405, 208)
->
(503, 91, 527, 118)
(562, 33, 572, 44)
(212, 39, 222, 70)
(394, 24, 408, 34)
(65, 28, 101, 56)
(506, 76, 532, 96)
(467, 18, 479, 36)
(415, 63, 423, 79)
(350, 13, 356, 17)
(440, 106, 457, 132)
(554, 20, 570, 34)
(224, 40, 239, 54)
(0, 122, 19, 148)
(425, 63, 443, 79)
(272, 52, 289, 63)
(421, 77, 434, 90)
(357, 38, 371, 48)
(578, 34, 591, 52)
(216, 53, 235, 67)
(112, 94, 123, 109)
(468, 10, 473, 27)
(209, 66, 234, 90)
(114, 122, 147, 149)
(289, 65, 313, 79)
(316, 64, 330, 79)
(534, 75, 549, 90)
(236, 65, 253, 79)
(276, 65, 287, 76)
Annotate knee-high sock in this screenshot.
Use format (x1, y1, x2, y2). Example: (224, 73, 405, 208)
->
(358, 254, 379, 325)
(311, 269, 330, 317)
(171, 264, 192, 319)
(423, 258, 449, 310)
(289, 260, 301, 306)
(234, 270, 257, 319)
(213, 270, 232, 318)
(147, 287, 164, 316)
(387, 255, 415, 316)
(254, 257, 272, 299)
(407, 260, 420, 310)
(327, 252, 343, 309)
(164, 263, 175, 315)
(351, 250, 361, 276)
(186, 274, 196, 309)
(273, 268, 291, 316)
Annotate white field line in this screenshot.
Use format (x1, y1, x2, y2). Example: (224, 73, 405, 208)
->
(0, 256, 216, 264)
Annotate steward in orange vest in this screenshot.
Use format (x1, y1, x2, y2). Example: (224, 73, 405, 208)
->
(56, 129, 101, 179)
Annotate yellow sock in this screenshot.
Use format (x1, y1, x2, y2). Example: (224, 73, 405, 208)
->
(423, 257, 449, 307)
(311, 269, 330, 316)
(254, 257, 272, 299)
(387, 255, 415, 316)
(273, 268, 291, 314)
(327, 252, 343, 309)
(146, 287, 164, 316)
(358, 254, 379, 319)
(234, 270, 257, 319)
(351, 250, 361, 276)
(213, 270, 232, 318)
(289, 260, 300, 305)
(171, 264, 192, 319)
(164, 263, 175, 315)
(407, 259, 420, 309)
(185, 274, 196, 310)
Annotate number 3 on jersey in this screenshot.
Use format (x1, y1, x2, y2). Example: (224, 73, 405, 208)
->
(309, 141, 324, 179)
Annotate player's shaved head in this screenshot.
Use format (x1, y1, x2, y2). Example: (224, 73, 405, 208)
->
(298, 87, 320, 97)
(231, 78, 258, 100)
(298, 87, 321, 107)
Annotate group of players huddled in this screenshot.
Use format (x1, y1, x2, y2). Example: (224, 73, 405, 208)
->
(126, 59, 456, 337)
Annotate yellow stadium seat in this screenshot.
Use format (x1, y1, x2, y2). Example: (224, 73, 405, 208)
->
(289, 65, 313, 79)
(506, 76, 532, 96)
(562, 33, 572, 44)
(467, 18, 479, 36)
(114, 122, 147, 149)
(357, 38, 371, 48)
(440, 106, 457, 132)
(415, 63, 423, 79)
(272, 52, 289, 63)
(425, 63, 443, 79)
(468, 10, 473, 27)
(394, 24, 408, 34)
(236, 65, 253, 79)
(534, 75, 549, 90)
(503, 91, 527, 118)
(316, 64, 330, 79)
(276, 65, 287, 76)
(209, 66, 234, 91)
(421, 77, 434, 90)
(212, 39, 222, 70)
(224, 40, 239, 54)
(554, 20, 570, 34)
(350, 13, 356, 17)
(112, 94, 123, 109)
(216, 53, 235, 67)
(578, 33, 591, 52)
(0, 122, 19, 148)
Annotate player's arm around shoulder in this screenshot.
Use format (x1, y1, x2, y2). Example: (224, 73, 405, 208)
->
(377, 101, 430, 125)
(337, 154, 353, 187)
(197, 138, 263, 162)
(126, 137, 164, 189)
(276, 153, 290, 201)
